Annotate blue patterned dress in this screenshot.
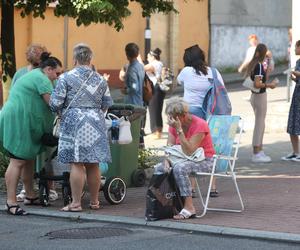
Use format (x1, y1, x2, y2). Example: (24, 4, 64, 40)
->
(49, 66, 113, 163)
(287, 59, 300, 135)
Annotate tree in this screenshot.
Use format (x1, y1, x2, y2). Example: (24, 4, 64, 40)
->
(1, 0, 177, 104)
(1, 0, 16, 103)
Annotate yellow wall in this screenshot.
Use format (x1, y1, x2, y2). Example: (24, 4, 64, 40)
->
(4, 1, 209, 79)
(13, 2, 145, 70)
(178, 0, 209, 69)
(150, 0, 209, 72)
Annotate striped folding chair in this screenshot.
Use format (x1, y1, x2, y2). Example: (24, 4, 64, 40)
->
(194, 115, 244, 217)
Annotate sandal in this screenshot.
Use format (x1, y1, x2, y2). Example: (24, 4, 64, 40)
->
(173, 208, 196, 220)
(6, 203, 28, 216)
(24, 197, 40, 206)
(61, 204, 82, 212)
(89, 201, 100, 210)
(210, 189, 219, 198)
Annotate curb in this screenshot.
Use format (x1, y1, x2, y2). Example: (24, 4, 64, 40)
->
(3, 207, 300, 244)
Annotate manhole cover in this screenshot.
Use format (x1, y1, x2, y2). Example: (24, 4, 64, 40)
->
(46, 227, 133, 239)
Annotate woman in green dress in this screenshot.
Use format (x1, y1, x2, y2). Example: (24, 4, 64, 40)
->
(0, 52, 62, 215)
(9, 43, 53, 202)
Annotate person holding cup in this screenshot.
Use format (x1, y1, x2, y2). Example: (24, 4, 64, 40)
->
(245, 43, 278, 163)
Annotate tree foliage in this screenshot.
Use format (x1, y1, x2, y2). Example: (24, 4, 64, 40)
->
(15, 0, 177, 30)
(1, 0, 177, 104)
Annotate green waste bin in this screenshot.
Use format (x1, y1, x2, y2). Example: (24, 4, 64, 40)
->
(105, 104, 146, 187)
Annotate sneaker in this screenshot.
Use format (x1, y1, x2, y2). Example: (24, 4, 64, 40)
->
(281, 153, 298, 161)
(292, 156, 300, 162)
(252, 151, 272, 163)
(49, 189, 58, 201)
(16, 189, 26, 202)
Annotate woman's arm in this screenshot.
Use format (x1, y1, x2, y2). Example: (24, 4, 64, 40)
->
(179, 131, 204, 155)
(144, 63, 155, 73)
(49, 77, 67, 113)
(254, 76, 277, 89)
(291, 70, 300, 78)
(168, 116, 204, 155)
(42, 93, 51, 104)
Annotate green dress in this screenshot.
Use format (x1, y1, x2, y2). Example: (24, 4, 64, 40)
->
(0, 68, 54, 159)
(11, 66, 29, 87)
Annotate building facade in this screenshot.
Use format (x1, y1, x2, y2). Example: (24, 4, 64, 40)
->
(210, 0, 292, 69)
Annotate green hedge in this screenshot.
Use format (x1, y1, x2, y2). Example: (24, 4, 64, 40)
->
(0, 148, 9, 178)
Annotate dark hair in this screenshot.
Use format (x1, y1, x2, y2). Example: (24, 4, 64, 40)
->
(245, 43, 267, 77)
(125, 43, 139, 59)
(39, 52, 62, 69)
(150, 48, 162, 60)
(296, 40, 300, 47)
(183, 44, 207, 75)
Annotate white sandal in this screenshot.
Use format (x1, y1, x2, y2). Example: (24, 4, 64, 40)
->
(173, 208, 196, 220)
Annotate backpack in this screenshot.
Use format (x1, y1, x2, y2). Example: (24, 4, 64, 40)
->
(143, 74, 154, 103)
(202, 67, 232, 119)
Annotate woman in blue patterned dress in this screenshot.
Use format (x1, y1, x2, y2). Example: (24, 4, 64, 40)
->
(282, 40, 300, 161)
(50, 44, 113, 211)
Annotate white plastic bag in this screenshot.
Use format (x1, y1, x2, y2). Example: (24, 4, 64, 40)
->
(118, 118, 132, 144)
(106, 113, 132, 144)
(52, 116, 61, 138)
(242, 77, 260, 93)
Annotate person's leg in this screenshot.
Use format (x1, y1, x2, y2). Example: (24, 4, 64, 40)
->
(21, 160, 36, 199)
(172, 162, 195, 213)
(173, 159, 214, 216)
(290, 134, 299, 154)
(5, 158, 25, 205)
(250, 93, 267, 154)
(64, 163, 85, 209)
(155, 87, 166, 135)
(148, 88, 158, 134)
(85, 163, 101, 207)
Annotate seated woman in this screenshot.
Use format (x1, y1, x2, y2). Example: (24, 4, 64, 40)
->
(154, 97, 215, 220)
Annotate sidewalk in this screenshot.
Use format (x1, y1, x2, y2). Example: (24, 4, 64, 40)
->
(2, 63, 300, 243)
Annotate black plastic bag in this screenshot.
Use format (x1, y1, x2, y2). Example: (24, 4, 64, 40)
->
(41, 133, 59, 147)
(145, 171, 183, 221)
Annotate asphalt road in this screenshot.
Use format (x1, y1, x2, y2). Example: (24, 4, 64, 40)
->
(0, 212, 299, 250)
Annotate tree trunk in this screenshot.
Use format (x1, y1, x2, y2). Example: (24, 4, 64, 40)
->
(1, 0, 16, 105)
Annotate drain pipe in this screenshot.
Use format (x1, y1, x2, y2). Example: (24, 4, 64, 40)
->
(63, 16, 69, 70)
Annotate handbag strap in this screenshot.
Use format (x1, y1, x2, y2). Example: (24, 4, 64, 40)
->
(259, 63, 262, 75)
(62, 71, 93, 115)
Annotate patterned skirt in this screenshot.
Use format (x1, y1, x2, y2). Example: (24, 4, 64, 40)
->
(287, 84, 300, 135)
(57, 108, 111, 163)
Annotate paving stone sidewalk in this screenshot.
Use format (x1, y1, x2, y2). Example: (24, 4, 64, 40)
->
(1, 64, 300, 241)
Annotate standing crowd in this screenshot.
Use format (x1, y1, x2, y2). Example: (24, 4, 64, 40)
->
(0, 34, 299, 218)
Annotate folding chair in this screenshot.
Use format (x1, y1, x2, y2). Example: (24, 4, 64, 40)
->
(194, 115, 244, 217)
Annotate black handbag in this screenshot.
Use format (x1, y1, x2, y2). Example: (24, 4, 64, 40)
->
(145, 170, 183, 221)
(41, 133, 59, 147)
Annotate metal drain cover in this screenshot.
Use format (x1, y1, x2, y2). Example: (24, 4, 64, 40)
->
(46, 227, 133, 239)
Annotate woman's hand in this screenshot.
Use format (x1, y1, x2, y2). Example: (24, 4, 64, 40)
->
(268, 78, 278, 89)
(167, 115, 182, 131)
(103, 73, 110, 81)
(291, 70, 300, 79)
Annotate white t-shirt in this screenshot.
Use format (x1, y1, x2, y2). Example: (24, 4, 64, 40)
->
(245, 46, 256, 63)
(177, 66, 225, 107)
(146, 60, 163, 85)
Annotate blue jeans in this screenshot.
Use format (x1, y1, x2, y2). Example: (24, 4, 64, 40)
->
(188, 106, 206, 120)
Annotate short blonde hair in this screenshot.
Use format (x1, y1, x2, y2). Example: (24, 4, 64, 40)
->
(26, 44, 47, 66)
(165, 97, 189, 116)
